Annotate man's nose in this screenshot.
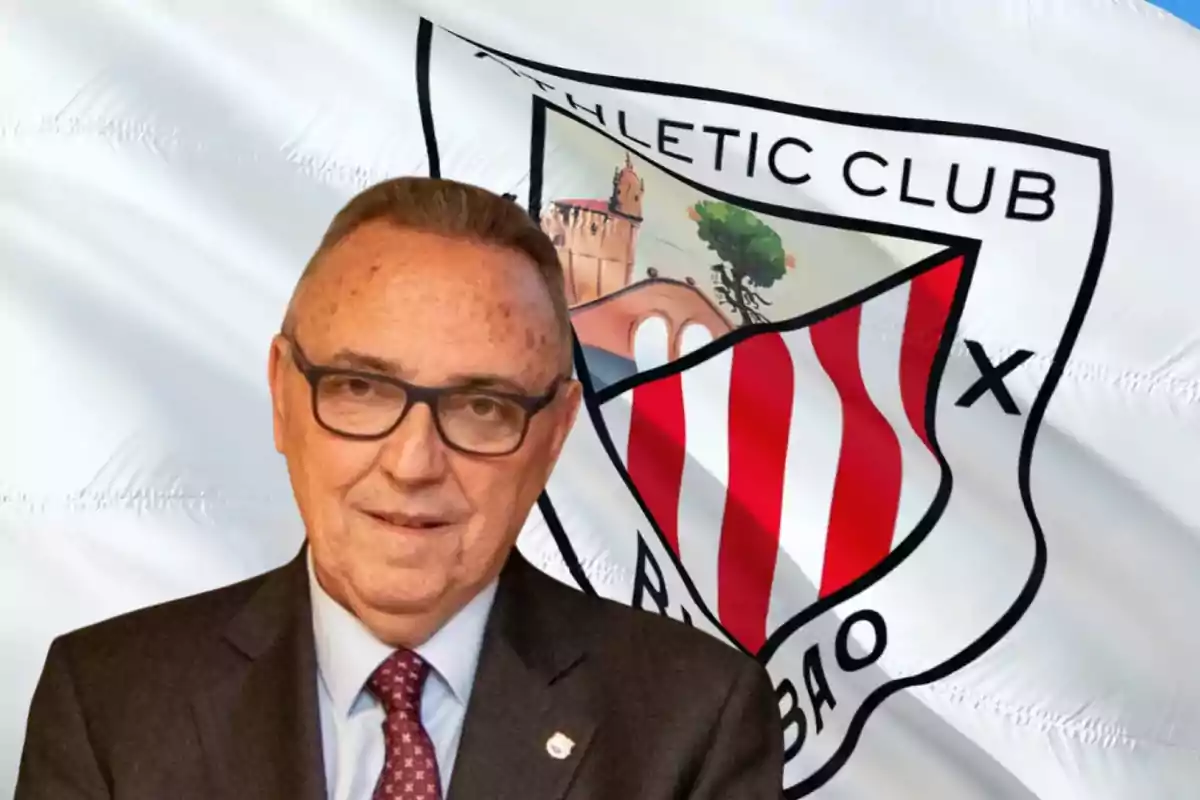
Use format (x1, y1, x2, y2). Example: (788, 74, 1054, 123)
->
(377, 402, 449, 485)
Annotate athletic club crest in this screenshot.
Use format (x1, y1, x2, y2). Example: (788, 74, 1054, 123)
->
(420, 21, 1110, 797)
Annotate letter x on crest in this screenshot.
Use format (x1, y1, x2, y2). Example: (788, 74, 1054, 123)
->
(955, 340, 1035, 415)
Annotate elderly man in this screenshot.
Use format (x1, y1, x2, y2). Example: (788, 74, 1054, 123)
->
(15, 177, 784, 799)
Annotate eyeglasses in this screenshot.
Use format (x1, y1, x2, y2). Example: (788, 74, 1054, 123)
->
(281, 332, 564, 456)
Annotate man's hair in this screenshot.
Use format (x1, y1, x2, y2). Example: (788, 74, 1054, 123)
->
(287, 176, 572, 371)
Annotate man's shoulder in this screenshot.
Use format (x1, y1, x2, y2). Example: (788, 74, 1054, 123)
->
(596, 592, 758, 685)
(51, 559, 285, 674)
(521, 558, 761, 683)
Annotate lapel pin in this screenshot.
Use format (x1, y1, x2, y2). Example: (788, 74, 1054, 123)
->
(545, 731, 575, 760)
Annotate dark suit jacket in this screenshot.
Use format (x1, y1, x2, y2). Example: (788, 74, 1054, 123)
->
(15, 547, 784, 799)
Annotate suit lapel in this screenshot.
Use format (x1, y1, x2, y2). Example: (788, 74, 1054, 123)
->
(191, 549, 327, 800)
(447, 555, 598, 800)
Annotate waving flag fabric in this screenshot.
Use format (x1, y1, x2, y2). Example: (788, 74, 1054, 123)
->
(2, 2, 1199, 798)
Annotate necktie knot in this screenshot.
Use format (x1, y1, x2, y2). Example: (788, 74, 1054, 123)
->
(366, 648, 429, 716)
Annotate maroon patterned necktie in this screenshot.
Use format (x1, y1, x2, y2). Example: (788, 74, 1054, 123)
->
(366, 649, 442, 800)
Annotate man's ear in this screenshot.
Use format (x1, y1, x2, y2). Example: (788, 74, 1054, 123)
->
(267, 334, 290, 455)
(546, 378, 583, 466)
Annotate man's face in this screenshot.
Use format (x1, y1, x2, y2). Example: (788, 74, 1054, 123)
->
(268, 221, 580, 643)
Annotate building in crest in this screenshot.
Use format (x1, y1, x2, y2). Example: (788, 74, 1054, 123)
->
(541, 153, 734, 366)
(540, 154, 644, 305)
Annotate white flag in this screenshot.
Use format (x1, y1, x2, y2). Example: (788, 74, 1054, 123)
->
(2, 2, 1199, 798)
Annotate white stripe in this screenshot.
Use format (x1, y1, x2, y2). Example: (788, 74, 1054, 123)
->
(674, 323, 731, 617)
(767, 325, 843, 630)
(597, 392, 633, 474)
(632, 314, 671, 372)
(857, 282, 942, 550)
(595, 313, 673, 494)
(595, 315, 668, 559)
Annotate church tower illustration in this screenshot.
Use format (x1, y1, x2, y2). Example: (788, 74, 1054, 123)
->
(540, 154, 645, 305)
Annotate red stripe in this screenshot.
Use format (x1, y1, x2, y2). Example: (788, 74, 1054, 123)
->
(812, 306, 903, 598)
(900, 255, 963, 449)
(626, 373, 687, 554)
(717, 332, 793, 653)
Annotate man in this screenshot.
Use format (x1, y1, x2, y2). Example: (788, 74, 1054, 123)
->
(15, 177, 784, 799)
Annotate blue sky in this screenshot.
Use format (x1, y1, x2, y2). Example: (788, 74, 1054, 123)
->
(1147, 0, 1200, 28)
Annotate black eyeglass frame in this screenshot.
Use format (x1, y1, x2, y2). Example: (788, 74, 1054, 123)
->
(281, 332, 563, 456)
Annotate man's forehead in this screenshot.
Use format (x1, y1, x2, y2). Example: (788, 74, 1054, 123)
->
(290, 225, 563, 382)
(304, 224, 549, 306)
(301, 325, 556, 392)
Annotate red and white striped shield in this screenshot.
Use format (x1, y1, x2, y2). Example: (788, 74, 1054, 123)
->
(598, 252, 963, 654)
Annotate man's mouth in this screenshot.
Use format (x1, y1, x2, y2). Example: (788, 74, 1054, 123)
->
(361, 509, 453, 531)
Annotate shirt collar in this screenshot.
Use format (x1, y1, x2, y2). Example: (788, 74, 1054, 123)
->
(307, 550, 498, 717)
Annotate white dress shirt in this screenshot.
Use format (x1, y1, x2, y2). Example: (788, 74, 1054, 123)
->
(307, 553, 498, 800)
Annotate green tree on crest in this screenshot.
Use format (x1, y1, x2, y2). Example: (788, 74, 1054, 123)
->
(688, 201, 794, 326)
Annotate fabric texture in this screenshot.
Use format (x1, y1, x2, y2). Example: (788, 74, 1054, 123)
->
(5, 3, 1200, 798)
